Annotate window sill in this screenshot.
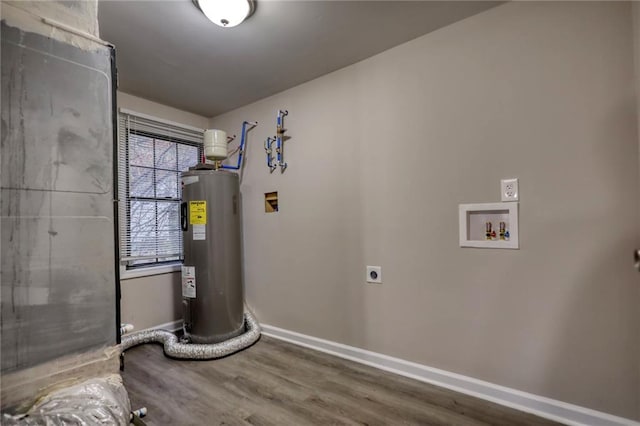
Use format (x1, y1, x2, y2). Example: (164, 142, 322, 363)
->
(120, 263, 182, 280)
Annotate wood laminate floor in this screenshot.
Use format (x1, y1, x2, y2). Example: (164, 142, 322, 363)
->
(122, 336, 561, 426)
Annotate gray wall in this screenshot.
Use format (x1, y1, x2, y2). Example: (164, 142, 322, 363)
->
(212, 2, 640, 419)
(1, 2, 116, 372)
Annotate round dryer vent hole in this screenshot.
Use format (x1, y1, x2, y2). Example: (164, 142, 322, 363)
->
(366, 266, 382, 284)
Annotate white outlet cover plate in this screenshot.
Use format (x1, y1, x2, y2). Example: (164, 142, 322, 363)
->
(366, 266, 382, 283)
(501, 178, 519, 202)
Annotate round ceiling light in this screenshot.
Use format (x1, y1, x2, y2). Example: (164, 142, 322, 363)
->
(195, 0, 255, 28)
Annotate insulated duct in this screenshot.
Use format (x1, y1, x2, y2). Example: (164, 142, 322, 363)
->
(121, 311, 260, 359)
(2, 375, 130, 426)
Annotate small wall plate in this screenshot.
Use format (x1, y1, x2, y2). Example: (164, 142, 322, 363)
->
(501, 178, 519, 202)
(366, 266, 382, 283)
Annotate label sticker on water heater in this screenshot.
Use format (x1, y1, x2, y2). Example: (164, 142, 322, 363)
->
(189, 201, 207, 225)
(181, 266, 196, 298)
(192, 224, 206, 240)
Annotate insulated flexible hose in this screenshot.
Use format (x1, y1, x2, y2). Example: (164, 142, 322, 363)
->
(121, 311, 260, 360)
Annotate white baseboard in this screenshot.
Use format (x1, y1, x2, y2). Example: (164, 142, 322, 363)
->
(131, 319, 183, 334)
(261, 324, 638, 426)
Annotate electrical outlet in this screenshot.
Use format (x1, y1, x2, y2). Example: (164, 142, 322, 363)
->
(366, 266, 382, 284)
(501, 178, 519, 202)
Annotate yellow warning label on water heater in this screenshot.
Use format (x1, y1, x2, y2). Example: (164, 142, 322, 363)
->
(189, 201, 207, 225)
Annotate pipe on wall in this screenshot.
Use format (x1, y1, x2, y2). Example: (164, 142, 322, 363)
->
(120, 311, 260, 360)
(220, 121, 258, 171)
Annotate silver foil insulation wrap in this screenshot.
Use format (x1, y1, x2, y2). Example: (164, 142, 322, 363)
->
(2, 375, 131, 426)
(121, 311, 261, 359)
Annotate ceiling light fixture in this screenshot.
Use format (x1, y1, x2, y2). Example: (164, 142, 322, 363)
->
(194, 0, 255, 28)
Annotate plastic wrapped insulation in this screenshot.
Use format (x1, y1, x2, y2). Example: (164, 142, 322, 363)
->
(2, 374, 130, 426)
(121, 311, 261, 359)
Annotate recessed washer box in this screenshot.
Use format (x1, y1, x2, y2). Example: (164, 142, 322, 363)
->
(459, 202, 519, 249)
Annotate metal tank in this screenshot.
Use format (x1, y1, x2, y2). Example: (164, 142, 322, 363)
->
(180, 169, 244, 343)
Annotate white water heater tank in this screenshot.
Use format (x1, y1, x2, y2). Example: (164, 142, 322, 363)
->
(204, 129, 228, 160)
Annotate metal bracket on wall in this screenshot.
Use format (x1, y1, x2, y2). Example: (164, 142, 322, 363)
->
(264, 136, 277, 173)
(276, 109, 288, 172)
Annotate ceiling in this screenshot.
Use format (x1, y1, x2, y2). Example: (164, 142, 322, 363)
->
(99, 1, 501, 117)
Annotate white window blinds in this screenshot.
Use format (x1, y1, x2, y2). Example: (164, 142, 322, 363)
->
(117, 109, 203, 268)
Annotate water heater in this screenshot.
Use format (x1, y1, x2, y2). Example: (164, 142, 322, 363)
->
(180, 169, 244, 343)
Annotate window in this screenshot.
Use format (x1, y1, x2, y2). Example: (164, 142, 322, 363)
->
(118, 110, 203, 274)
